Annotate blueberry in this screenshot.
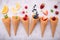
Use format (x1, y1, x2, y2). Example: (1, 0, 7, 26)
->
(33, 9, 37, 11)
(33, 15, 38, 19)
(33, 4, 36, 8)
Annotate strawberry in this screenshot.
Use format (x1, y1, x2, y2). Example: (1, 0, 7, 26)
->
(43, 10, 48, 16)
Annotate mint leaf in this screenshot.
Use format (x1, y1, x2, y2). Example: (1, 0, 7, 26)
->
(51, 9, 54, 13)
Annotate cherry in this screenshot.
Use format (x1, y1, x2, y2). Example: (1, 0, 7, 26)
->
(25, 5, 28, 9)
(55, 11, 59, 15)
(40, 3, 45, 9)
(52, 17, 56, 21)
(22, 11, 25, 14)
(23, 17, 27, 20)
(23, 15, 28, 20)
(54, 5, 58, 9)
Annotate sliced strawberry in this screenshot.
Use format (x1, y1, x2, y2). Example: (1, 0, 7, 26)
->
(43, 10, 48, 16)
(42, 16, 48, 21)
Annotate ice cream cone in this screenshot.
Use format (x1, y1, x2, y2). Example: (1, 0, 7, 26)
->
(2, 17, 11, 36)
(40, 17, 48, 37)
(12, 16, 20, 35)
(50, 16, 58, 37)
(29, 15, 39, 35)
(21, 16, 29, 35)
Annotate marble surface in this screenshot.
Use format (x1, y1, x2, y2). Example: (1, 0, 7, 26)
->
(0, 0, 60, 40)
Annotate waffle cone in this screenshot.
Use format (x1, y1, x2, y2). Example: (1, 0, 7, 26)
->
(12, 16, 20, 35)
(40, 17, 48, 37)
(21, 17, 29, 35)
(50, 17, 58, 37)
(2, 17, 11, 36)
(29, 15, 39, 35)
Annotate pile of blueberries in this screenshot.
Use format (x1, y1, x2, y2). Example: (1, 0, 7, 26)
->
(32, 4, 39, 19)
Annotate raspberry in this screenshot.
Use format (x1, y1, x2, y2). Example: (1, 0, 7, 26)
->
(25, 5, 28, 9)
(40, 3, 45, 9)
(22, 11, 25, 14)
(55, 11, 59, 15)
(54, 5, 58, 9)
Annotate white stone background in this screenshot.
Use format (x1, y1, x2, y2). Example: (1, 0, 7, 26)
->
(0, 0, 60, 40)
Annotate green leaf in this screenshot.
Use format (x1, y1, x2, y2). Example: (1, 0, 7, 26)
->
(4, 14, 8, 19)
(51, 9, 54, 13)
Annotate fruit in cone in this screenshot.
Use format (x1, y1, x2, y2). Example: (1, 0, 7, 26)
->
(21, 15, 29, 35)
(29, 15, 39, 35)
(50, 16, 58, 37)
(2, 5, 9, 14)
(40, 16, 48, 37)
(12, 16, 20, 35)
(2, 15, 11, 36)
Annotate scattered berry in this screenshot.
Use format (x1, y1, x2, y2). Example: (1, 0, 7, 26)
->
(22, 11, 25, 14)
(25, 5, 28, 9)
(52, 17, 56, 21)
(54, 5, 58, 9)
(40, 3, 45, 9)
(55, 11, 59, 15)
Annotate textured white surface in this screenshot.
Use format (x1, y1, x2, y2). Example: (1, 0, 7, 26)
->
(0, 0, 60, 40)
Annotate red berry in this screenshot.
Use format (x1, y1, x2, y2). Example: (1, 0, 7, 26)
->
(40, 3, 45, 9)
(23, 17, 27, 20)
(52, 17, 56, 21)
(22, 11, 25, 14)
(54, 5, 58, 9)
(25, 15, 28, 17)
(25, 5, 28, 9)
(55, 11, 59, 15)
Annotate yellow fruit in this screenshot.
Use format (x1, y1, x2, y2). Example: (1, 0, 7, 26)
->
(2, 5, 9, 14)
(16, 3, 20, 10)
(11, 7, 17, 14)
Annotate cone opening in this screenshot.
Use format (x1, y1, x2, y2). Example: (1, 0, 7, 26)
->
(12, 16, 20, 20)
